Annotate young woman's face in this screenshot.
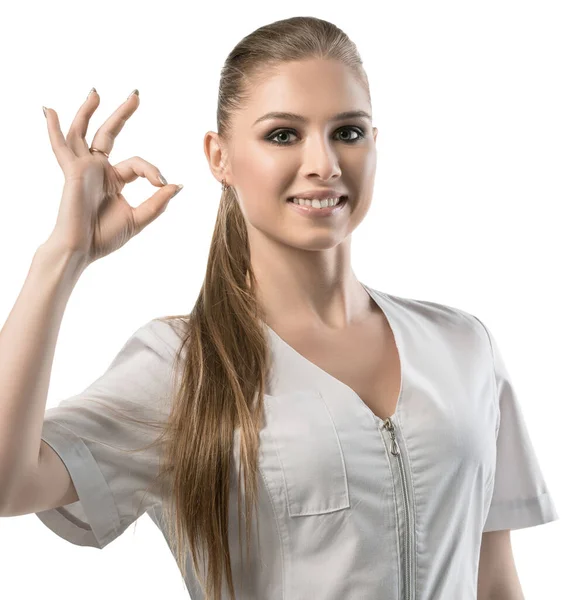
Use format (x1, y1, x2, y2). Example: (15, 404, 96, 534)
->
(209, 58, 378, 251)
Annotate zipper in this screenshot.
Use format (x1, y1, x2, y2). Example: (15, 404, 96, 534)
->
(379, 416, 414, 600)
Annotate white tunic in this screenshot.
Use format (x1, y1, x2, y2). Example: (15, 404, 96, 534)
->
(35, 283, 559, 599)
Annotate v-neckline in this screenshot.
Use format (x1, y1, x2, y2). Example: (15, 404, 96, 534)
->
(264, 282, 405, 424)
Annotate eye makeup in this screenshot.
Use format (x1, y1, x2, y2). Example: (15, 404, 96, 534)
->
(264, 126, 366, 146)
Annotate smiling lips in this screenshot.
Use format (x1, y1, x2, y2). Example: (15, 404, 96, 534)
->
(289, 196, 345, 208)
(287, 195, 348, 216)
(287, 189, 347, 201)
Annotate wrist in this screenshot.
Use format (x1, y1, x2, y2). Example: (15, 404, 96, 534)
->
(34, 238, 89, 283)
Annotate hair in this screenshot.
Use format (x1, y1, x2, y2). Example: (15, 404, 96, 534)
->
(93, 15, 371, 600)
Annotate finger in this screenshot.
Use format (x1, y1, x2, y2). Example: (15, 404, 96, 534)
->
(89, 91, 140, 158)
(112, 156, 181, 232)
(44, 108, 76, 171)
(131, 184, 183, 234)
(65, 89, 101, 156)
(113, 155, 170, 187)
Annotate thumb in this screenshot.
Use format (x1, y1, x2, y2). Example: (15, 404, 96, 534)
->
(132, 184, 184, 232)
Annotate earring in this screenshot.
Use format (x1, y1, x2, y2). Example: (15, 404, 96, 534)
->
(221, 179, 229, 192)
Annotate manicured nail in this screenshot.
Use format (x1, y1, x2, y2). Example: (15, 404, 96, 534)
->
(158, 172, 168, 186)
(172, 184, 184, 197)
(127, 89, 139, 100)
(42, 106, 47, 118)
(86, 87, 96, 101)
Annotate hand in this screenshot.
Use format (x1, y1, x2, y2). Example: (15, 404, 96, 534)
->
(43, 89, 183, 266)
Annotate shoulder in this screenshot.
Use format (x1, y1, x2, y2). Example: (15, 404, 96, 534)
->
(372, 287, 483, 331)
(369, 286, 492, 353)
(127, 315, 188, 362)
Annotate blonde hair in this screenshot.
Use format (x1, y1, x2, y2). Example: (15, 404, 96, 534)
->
(101, 16, 371, 600)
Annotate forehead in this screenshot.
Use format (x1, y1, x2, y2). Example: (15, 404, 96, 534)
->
(242, 59, 370, 123)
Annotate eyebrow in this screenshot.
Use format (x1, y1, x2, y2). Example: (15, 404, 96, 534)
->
(252, 110, 372, 127)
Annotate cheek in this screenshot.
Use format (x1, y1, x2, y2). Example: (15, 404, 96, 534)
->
(235, 191, 286, 230)
(362, 150, 377, 190)
(233, 146, 295, 214)
(234, 141, 297, 186)
(234, 141, 283, 181)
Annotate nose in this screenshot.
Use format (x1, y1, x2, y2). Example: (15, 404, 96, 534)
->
(301, 135, 343, 181)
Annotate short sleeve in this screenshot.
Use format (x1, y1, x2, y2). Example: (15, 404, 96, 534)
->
(478, 319, 559, 532)
(35, 318, 183, 548)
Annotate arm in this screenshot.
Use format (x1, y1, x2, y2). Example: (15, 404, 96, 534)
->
(0, 239, 87, 511)
(477, 530, 525, 600)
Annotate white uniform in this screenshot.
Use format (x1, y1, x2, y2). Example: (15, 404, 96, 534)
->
(35, 283, 559, 599)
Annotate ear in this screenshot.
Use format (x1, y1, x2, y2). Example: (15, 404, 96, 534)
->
(204, 131, 232, 186)
(373, 126, 378, 144)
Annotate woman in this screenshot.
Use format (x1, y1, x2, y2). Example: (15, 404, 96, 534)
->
(0, 16, 558, 600)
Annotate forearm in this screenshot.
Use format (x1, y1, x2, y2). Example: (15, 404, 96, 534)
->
(490, 584, 525, 600)
(0, 239, 87, 508)
(479, 575, 525, 600)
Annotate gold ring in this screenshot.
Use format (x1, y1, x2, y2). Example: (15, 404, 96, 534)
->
(89, 147, 110, 158)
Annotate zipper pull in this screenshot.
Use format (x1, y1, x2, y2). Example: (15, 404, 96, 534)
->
(383, 417, 400, 456)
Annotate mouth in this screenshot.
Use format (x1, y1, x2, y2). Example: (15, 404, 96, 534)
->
(286, 195, 348, 216)
(287, 195, 348, 206)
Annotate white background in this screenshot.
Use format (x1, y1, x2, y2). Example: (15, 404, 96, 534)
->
(0, 1, 572, 598)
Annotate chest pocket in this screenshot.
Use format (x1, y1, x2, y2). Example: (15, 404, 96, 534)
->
(260, 390, 350, 517)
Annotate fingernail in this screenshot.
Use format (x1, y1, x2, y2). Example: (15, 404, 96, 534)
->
(158, 172, 168, 186)
(42, 106, 47, 118)
(172, 184, 184, 197)
(86, 87, 97, 101)
(127, 89, 139, 100)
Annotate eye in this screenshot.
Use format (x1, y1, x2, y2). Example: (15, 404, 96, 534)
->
(265, 126, 366, 146)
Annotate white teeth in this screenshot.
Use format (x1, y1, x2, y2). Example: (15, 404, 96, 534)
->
(291, 196, 344, 208)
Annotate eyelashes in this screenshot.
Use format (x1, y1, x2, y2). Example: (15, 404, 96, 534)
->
(265, 126, 366, 146)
